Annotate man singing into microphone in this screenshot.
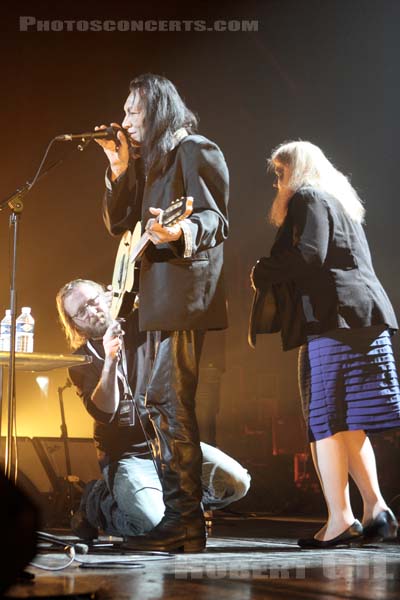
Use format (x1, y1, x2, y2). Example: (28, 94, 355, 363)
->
(94, 74, 229, 551)
(56, 279, 249, 542)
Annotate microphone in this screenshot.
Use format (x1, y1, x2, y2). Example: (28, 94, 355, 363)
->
(55, 126, 119, 142)
(37, 531, 89, 554)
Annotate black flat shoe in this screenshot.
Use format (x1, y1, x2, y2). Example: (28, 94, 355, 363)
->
(362, 509, 398, 543)
(298, 520, 363, 549)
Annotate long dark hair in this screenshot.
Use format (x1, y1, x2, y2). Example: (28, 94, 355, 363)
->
(129, 73, 198, 172)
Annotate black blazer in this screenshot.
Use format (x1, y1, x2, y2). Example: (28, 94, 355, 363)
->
(103, 134, 229, 331)
(251, 186, 398, 350)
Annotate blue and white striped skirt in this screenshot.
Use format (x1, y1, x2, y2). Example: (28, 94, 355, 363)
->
(298, 326, 400, 442)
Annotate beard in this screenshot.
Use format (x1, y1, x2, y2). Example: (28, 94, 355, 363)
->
(269, 188, 294, 227)
(78, 312, 112, 340)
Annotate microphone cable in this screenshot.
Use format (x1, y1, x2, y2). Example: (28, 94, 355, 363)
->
(30, 531, 87, 571)
(118, 340, 163, 483)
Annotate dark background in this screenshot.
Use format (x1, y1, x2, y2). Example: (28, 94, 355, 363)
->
(1, 0, 400, 511)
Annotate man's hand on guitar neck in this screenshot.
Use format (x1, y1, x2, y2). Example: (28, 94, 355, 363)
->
(145, 207, 183, 244)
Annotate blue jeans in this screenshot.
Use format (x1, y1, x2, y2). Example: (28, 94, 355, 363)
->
(85, 442, 250, 537)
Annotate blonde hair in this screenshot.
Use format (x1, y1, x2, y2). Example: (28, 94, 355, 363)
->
(269, 141, 365, 223)
(56, 279, 105, 350)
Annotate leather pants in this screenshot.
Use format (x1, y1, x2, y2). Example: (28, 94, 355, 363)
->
(144, 329, 205, 522)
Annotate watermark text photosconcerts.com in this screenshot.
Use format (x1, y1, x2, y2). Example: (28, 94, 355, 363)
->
(19, 17, 259, 33)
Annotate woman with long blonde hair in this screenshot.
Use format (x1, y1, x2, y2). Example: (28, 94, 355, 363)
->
(252, 141, 400, 548)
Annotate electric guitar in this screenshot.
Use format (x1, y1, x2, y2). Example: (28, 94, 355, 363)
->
(110, 196, 194, 319)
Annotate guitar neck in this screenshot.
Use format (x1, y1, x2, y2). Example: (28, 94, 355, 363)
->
(129, 198, 192, 264)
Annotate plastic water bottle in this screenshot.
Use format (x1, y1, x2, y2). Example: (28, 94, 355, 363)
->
(0, 309, 11, 352)
(16, 307, 35, 353)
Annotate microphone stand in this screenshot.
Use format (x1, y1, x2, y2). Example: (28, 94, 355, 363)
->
(57, 378, 79, 519)
(0, 140, 92, 481)
(58, 379, 72, 477)
(1, 186, 27, 480)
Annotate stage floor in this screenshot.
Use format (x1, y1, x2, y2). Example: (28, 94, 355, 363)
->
(5, 515, 400, 599)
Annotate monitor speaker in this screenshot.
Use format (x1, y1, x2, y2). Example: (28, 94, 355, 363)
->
(33, 437, 101, 483)
(0, 437, 101, 528)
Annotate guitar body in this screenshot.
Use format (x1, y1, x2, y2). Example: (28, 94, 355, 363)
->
(110, 196, 194, 320)
(110, 222, 141, 319)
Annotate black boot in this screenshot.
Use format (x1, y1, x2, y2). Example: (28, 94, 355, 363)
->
(126, 330, 206, 552)
(124, 513, 206, 552)
(70, 510, 98, 541)
(70, 480, 99, 541)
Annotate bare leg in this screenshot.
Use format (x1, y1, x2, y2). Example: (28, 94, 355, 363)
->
(342, 430, 388, 523)
(311, 433, 355, 540)
(309, 442, 327, 539)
